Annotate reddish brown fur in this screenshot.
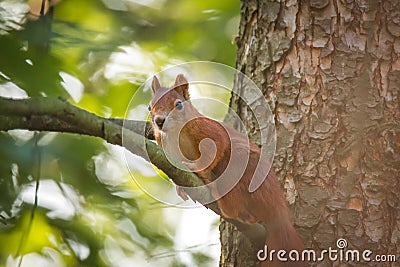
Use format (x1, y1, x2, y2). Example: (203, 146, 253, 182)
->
(149, 75, 306, 266)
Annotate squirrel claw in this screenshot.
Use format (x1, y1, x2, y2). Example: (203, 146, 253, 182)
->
(182, 160, 215, 183)
(182, 160, 196, 170)
(182, 160, 208, 175)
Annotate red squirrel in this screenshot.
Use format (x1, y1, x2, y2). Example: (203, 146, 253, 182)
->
(149, 74, 305, 266)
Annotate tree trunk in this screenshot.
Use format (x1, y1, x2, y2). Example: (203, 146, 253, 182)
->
(221, 0, 400, 266)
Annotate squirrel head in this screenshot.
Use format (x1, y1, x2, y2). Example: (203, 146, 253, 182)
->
(149, 74, 198, 131)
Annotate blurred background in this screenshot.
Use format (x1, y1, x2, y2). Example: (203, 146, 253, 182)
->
(0, 0, 240, 266)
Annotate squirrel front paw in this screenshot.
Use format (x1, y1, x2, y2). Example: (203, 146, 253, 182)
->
(182, 160, 210, 177)
(182, 160, 217, 185)
(181, 160, 197, 171)
(176, 185, 189, 201)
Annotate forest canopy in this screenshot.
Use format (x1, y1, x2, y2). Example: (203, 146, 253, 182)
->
(0, 1, 239, 266)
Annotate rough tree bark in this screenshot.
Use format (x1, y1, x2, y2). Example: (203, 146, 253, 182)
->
(220, 0, 400, 266)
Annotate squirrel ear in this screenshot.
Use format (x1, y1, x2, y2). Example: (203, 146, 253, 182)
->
(152, 76, 161, 93)
(173, 74, 190, 100)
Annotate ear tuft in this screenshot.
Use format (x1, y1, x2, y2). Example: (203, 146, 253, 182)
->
(173, 74, 190, 100)
(152, 76, 161, 93)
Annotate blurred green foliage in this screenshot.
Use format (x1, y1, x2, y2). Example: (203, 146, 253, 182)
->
(0, 0, 239, 266)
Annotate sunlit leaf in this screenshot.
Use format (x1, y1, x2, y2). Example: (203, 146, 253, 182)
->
(0, 0, 240, 266)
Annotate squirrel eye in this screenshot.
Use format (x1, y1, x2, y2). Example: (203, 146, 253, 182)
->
(148, 105, 151, 112)
(175, 100, 183, 110)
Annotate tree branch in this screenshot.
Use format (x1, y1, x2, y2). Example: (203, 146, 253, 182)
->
(0, 96, 266, 247)
(0, 96, 209, 194)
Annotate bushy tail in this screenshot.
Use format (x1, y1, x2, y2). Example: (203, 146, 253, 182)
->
(261, 221, 306, 267)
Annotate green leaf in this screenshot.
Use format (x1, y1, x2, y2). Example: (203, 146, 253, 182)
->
(0, 33, 66, 97)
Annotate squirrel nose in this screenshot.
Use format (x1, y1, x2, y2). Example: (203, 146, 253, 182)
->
(154, 115, 165, 130)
